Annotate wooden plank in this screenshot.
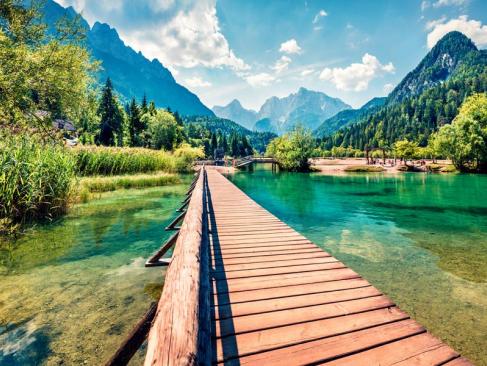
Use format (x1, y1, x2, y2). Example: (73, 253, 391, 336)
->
(213, 255, 335, 272)
(321, 333, 459, 366)
(212, 268, 361, 294)
(212, 278, 370, 306)
(217, 315, 418, 364)
(214, 295, 394, 338)
(213, 286, 381, 319)
(211, 251, 330, 266)
(212, 262, 345, 280)
(443, 357, 474, 365)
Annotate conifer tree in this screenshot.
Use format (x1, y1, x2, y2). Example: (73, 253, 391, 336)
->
(97, 78, 123, 146)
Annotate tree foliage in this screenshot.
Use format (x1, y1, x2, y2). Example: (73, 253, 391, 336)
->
(428, 93, 487, 171)
(266, 126, 315, 171)
(0, 0, 96, 131)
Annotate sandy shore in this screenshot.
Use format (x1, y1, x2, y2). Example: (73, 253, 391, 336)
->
(311, 158, 452, 174)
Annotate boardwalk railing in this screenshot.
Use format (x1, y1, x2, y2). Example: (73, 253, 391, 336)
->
(144, 166, 211, 365)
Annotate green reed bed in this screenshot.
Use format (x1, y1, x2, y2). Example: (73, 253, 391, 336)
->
(73, 146, 175, 176)
(0, 133, 75, 232)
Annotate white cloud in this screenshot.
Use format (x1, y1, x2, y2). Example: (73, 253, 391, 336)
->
(421, 1, 430, 11)
(184, 76, 212, 88)
(319, 53, 395, 92)
(272, 56, 292, 74)
(383, 83, 395, 94)
(244, 73, 276, 87)
(300, 69, 315, 76)
(312, 9, 327, 24)
(433, 0, 468, 8)
(56, 0, 249, 72)
(426, 15, 487, 48)
(279, 39, 302, 54)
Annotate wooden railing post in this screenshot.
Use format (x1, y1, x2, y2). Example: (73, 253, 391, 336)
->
(144, 166, 211, 366)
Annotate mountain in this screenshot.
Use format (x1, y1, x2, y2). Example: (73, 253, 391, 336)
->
(212, 100, 257, 130)
(254, 87, 351, 134)
(388, 31, 479, 104)
(314, 97, 386, 137)
(321, 32, 487, 150)
(42, 0, 214, 116)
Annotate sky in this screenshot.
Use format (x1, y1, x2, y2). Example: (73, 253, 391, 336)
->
(55, 0, 487, 110)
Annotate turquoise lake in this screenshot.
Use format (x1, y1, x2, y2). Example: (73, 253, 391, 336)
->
(228, 165, 487, 365)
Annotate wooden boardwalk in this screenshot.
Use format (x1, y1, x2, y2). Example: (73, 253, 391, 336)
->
(145, 167, 472, 366)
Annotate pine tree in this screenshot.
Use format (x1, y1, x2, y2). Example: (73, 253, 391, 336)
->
(141, 93, 148, 115)
(210, 132, 218, 156)
(128, 98, 144, 146)
(97, 78, 123, 146)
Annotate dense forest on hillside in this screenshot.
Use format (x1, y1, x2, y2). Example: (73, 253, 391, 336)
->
(320, 52, 487, 150)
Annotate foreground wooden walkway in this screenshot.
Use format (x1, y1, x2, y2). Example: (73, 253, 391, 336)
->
(144, 167, 471, 365)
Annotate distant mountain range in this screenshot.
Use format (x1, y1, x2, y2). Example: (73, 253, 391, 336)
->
(213, 88, 351, 134)
(320, 31, 487, 148)
(43, 0, 213, 116)
(212, 100, 257, 130)
(314, 97, 386, 137)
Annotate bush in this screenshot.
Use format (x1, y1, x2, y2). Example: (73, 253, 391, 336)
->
(0, 133, 75, 229)
(72, 146, 175, 176)
(173, 144, 205, 172)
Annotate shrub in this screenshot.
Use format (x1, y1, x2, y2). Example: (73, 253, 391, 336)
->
(173, 144, 205, 172)
(0, 133, 75, 229)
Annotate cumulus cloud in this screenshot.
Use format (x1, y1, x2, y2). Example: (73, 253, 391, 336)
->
(433, 0, 468, 8)
(312, 9, 327, 24)
(426, 15, 487, 48)
(184, 76, 212, 88)
(244, 73, 276, 87)
(272, 56, 292, 74)
(279, 39, 302, 54)
(55, 0, 249, 71)
(300, 68, 315, 76)
(319, 53, 395, 91)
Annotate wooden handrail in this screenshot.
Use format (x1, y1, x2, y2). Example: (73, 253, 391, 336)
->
(144, 166, 211, 365)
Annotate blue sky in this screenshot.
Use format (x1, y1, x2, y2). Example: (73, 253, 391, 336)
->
(56, 0, 487, 110)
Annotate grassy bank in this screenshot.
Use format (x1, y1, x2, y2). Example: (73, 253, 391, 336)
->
(76, 172, 181, 202)
(344, 165, 386, 172)
(1, 134, 201, 234)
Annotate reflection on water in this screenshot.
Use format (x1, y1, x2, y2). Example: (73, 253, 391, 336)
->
(229, 166, 487, 366)
(0, 181, 189, 365)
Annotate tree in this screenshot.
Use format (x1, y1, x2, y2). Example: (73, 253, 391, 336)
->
(210, 133, 218, 156)
(147, 109, 185, 150)
(393, 139, 419, 165)
(97, 78, 124, 146)
(266, 126, 315, 171)
(141, 93, 148, 115)
(429, 93, 487, 171)
(127, 98, 145, 146)
(0, 0, 96, 132)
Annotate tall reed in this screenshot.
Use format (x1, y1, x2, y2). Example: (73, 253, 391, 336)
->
(73, 146, 175, 176)
(0, 133, 75, 230)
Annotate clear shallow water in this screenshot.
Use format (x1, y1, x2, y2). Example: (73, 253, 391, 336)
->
(228, 166, 487, 365)
(0, 180, 190, 365)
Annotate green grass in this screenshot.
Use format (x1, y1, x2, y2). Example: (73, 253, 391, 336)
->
(0, 133, 75, 232)
(72, 146, 175, 176)
(76, 172, 181, 202)
(344, 165, 386, 172)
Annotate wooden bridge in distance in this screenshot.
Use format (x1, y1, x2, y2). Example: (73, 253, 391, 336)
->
(143, 166, 472, 366)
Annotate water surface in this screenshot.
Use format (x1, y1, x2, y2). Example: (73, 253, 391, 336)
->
(0, 181, 189, 365)
(228, 166, 487, 365)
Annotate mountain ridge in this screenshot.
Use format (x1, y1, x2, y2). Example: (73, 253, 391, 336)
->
(212, 99, 257, 130)
(254, 87, 351, 134)
(43, 0, 214, 117)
